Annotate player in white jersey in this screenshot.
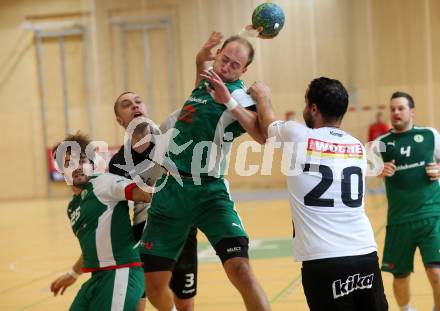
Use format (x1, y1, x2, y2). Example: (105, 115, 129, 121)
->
(249, 77, 389, 310)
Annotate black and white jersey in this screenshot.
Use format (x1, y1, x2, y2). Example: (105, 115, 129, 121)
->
(268, 120, 377, 261)
(108, 111, 178, 225)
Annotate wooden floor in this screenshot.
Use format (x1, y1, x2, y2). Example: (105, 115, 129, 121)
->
(0, 188, 435, 310)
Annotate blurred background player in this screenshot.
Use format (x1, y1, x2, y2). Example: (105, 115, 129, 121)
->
(139, 32, 270, 311)
(367, 111, 390, 194)
(50, 132, 152, 310)
(250, 77, 388, 310)
(368, 111, 390, 142)
(376, 91, 440, 311)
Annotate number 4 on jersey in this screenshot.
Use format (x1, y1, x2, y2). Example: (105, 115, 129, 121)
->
(400, 146, 411, 157)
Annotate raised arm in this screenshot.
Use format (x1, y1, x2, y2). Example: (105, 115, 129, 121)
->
(195, 32, 223, 88)
(200, 69, 265, 144)
(248, 81, 276, 141)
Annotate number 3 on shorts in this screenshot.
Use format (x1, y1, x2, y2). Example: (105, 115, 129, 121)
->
(184, 273, 195, 288)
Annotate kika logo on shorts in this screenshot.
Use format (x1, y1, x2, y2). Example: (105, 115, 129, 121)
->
(226, 246, 241, 253)
(332, 273, 374, 299)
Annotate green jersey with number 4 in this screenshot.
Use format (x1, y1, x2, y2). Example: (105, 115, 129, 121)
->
(378, 127, 440, 225)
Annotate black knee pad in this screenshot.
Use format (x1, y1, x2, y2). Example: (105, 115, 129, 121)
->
(214, 236, 249, 264)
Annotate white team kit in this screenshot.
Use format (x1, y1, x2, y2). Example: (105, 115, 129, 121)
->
(267, 120, 388, 310)
(268, 120, 377, 261)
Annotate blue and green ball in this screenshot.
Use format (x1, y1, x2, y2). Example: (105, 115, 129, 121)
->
(252, 3, 285, 37)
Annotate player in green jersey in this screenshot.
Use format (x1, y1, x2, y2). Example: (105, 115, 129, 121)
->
(139, 32, 270, 311)
(49, 133, 152, 311)
(377, 92, 440, 311)
(51, 93, 199, 311)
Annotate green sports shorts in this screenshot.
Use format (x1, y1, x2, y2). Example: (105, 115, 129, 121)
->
(139, 176, 248, 261)
(382, 216, 440, 275)
(70, 267, 144, 311)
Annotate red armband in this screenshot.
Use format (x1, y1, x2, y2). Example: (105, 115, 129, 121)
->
(124, 183, 139, 201)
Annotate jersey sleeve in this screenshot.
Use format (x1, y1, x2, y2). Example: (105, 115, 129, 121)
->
(267, 120, 309, 143)
(159, 109, 180, 132)
(231, 88, 256, 108)
(108, 148, 126, 177)
(219, 89, 258, 138)
(429, 127, 440, 162)
(91, 174, 136, 205)
(366, 138, 385, 176)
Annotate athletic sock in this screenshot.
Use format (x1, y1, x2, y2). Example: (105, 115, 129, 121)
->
(400, 305, 416, 311)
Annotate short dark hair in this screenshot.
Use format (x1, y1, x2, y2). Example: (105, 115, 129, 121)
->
(306, 77, 349, 121)
(113, 91, 135, 116)
(391, 91, 415, 109)
(221, 36, 255, 67)
(53, 131, 93, 166)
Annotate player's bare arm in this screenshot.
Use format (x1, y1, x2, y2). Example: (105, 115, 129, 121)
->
(50, 254, 83, 296)
(195, 31, 223, 88)
(379, 160, 396, 177)
(131, 121, 152, 154)
(249, 81, 276, 141)
(200, 69, 265, 144)
(131, 186, 153, 202)
(426, 162, 440, 181)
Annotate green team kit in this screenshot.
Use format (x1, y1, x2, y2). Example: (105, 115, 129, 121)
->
(68, 174, 144, 311)
(139, 79, 255, 261)
(378, 126, 440, 274)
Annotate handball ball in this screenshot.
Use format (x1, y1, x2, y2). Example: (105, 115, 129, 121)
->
(252, 2, 285, 37)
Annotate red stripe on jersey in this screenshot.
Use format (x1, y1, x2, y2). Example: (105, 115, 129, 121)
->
(124, 183, 138, 201)
(82, 262, 142, 272)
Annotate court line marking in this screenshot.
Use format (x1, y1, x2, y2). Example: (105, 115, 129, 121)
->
(270, 275, 302, 304)
(16, 296, 53, 311)
(0, 268, 66, 296)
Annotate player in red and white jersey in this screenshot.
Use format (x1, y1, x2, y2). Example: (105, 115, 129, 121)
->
(250, 77, 389, 311)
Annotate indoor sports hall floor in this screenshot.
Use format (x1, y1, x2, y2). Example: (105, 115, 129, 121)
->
(0, 183, 434, 310)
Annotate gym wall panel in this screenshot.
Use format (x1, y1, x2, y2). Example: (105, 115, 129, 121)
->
(1, 0, 440, 199)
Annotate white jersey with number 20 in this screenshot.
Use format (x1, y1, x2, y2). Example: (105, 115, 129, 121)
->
(268, 120, 377, 262)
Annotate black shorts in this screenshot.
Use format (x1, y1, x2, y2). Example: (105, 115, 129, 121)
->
(142, 225, 198, 299)
(301, 252, 388, 311)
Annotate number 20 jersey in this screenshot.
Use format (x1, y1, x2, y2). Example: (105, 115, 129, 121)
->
(268, 121, 377, 262)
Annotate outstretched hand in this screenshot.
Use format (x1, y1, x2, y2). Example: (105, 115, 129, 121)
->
(200, 69, 231, 104)
(196, 32, 224, 64)
(243, 25, 279, 39)
(50, 273, 77, 296)
(426, 162, 440, 180)
(248, 81, 271, 102)
(381, 160, 396, 177)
